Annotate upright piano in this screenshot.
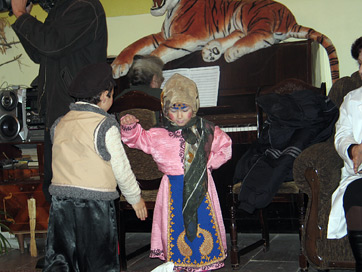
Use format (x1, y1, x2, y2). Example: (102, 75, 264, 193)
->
(111, 39, 320, 216)
(112, 40, 319, 144)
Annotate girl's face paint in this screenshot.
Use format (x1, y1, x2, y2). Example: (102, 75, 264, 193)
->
(168, 103, 193, 126)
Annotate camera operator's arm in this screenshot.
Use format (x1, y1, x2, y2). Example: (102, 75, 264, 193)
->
(12, 1, 105, 59)
(11, 0, 40, 64)
(11, 0, 33, 18)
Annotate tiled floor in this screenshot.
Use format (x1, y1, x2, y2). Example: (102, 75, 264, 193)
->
(0, 232, 355, 272)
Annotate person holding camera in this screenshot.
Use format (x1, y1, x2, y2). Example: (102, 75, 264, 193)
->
(11, 0, 108, 203)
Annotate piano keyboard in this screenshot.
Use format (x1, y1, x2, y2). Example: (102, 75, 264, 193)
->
(220, 126, 257, 133)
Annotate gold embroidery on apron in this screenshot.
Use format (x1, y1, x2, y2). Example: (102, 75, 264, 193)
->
(198, 225, 213, 256)
(177, 224, 214, 259)
(177, 230, 193, 261)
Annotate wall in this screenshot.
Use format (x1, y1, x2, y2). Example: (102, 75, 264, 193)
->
(0, 0, 361, 91)
(277, 0, 362, 90)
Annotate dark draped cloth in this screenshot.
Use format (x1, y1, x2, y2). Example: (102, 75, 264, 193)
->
(163, 116, 214, 241)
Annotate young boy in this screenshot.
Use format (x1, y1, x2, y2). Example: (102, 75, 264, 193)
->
(43, 62, 147, 271)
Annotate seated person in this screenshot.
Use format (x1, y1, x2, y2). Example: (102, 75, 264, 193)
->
(114, 54, 164, 100)
(112, 55, 164, 124)
(329, 36, 362, 271)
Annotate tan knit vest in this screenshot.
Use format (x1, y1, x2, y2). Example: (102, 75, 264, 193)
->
(52, 110, 116, 192)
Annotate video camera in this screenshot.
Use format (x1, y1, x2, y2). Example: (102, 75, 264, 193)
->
(0, 0, 55, 15)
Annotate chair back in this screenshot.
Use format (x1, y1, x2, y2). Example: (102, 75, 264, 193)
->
(110, 90, 162, 115)
(112, 90, 163, 184)
(328, 71, 362, 108)
(119, 108, 163, 182)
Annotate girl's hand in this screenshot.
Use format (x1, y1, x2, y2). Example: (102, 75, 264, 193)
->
(120, 114, 139, 126)
(131, 198, 148, 221)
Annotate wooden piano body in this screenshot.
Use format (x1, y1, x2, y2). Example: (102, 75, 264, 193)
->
(110, 39, 320, 219)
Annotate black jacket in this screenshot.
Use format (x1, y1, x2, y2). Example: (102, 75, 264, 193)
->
(234, 90, 339, 213)
(12, 0, 108, 128)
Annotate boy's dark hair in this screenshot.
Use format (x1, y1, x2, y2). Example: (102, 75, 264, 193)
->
(68, 62, 116, 100)
(351, 37, 362, 60)
(75, 82, 115, 104)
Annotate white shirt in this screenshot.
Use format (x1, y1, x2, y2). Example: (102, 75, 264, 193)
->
(328, 86, 362, 238)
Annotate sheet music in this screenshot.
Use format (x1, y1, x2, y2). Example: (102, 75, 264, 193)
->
(161, 66, 220, 107)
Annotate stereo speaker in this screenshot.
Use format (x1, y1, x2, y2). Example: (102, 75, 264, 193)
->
(0, 88, 26, 143)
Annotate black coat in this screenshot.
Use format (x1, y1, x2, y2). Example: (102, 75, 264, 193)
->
(234, 90, 339, 213)
(12, 0, 108, 127)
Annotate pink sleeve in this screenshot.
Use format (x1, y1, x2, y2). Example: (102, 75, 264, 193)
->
(208, 126, 232, 170)
(120, 122, 154, 155)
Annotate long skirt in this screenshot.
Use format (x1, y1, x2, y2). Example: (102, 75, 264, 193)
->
(167, 175, 226, 271)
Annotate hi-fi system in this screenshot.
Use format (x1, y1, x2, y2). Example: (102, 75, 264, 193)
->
(0, 87, 44, 143)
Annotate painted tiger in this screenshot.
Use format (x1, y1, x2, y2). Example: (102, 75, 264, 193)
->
(112, 0, 339, 83)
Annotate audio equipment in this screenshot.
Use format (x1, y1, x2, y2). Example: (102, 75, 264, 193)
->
(0, 88, 24, 142)
(24, 88, 45, 141)
(0, 87, 44, 143)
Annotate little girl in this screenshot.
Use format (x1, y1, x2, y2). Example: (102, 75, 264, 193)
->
(120, 73, 232, 271)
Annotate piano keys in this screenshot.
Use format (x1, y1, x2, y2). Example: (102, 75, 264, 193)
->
(199, 110, 258, 143)
(220, 126, 257, 133)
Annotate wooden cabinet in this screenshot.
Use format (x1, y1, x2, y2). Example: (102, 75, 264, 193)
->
(0, 181, 49, 232)
(0, 141, 49, 252)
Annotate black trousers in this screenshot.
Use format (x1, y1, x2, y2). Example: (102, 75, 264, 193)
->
(43, 129, 52, 203)
(343, 178, 362, 213)
(43, 197, 119, 272)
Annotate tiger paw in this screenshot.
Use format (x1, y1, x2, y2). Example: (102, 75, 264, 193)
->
(202, 40, 223, 62)
(111, 61, 130, 79)
(224, 46, 246, 63)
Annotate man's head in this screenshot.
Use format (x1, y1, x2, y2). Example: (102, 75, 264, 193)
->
(127, 55, 164, 88)
(68, 62, 116, 109)
(351, 37, 362, 79)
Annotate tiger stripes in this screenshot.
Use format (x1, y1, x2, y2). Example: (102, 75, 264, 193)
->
(112, 0, 339, 84)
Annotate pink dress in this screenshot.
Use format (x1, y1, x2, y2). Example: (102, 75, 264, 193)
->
(121, 122, 232, 271)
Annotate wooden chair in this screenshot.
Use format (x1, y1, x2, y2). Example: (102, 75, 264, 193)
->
(110, 91, 163, 271)
(229, 78, 327, 270)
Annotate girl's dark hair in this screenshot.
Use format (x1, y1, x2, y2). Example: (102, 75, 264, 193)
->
(351, 37, 362, 60)
(75, 81, 115, 104)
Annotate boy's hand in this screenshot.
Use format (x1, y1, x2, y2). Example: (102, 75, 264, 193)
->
(131, 198, 148, 221)
(120, 114, 139, 126)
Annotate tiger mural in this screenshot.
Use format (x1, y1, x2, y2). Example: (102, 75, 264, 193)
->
(112, 0, 339, 83)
